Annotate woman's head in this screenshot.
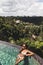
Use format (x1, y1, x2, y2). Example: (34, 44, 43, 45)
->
(19, 43, 28, 53)
(21, 43, 28, 49)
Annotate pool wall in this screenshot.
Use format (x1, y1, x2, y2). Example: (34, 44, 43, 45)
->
(33, 54, 43, 65)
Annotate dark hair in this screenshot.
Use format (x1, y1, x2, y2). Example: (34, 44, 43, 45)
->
(19, 43, 28, 53)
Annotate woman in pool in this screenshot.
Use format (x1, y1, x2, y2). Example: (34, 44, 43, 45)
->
(15, 43, 34, 65)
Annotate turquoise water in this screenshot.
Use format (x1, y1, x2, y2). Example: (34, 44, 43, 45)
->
(0, 43, 40, 65)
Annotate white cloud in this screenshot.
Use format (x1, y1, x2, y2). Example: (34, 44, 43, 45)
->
(0, 0, 43, 16)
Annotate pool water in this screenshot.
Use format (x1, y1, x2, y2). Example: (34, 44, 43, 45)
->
(0, 43, 40, 65)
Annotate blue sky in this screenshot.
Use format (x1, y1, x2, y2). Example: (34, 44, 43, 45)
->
(0, 0, 43, 16)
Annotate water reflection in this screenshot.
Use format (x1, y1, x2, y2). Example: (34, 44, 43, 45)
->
(23, 56, 29, 65)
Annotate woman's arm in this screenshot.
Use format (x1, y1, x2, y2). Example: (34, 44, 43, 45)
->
(26, 50, 34, 56)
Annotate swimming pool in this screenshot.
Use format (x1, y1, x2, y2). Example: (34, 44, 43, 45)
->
(0, 41, 42, 65)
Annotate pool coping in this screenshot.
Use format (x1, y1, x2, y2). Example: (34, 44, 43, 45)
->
(0, 40, 43, 65)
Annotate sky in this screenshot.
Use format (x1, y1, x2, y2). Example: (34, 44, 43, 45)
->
(0, 0, 43, 16)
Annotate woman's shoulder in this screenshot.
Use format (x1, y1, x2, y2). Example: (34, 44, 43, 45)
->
(22, 49, 29, 52)
(24, 49, 32, 52)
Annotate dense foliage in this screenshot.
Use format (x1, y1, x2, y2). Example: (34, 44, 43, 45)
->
(0, 16, 43, 58)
